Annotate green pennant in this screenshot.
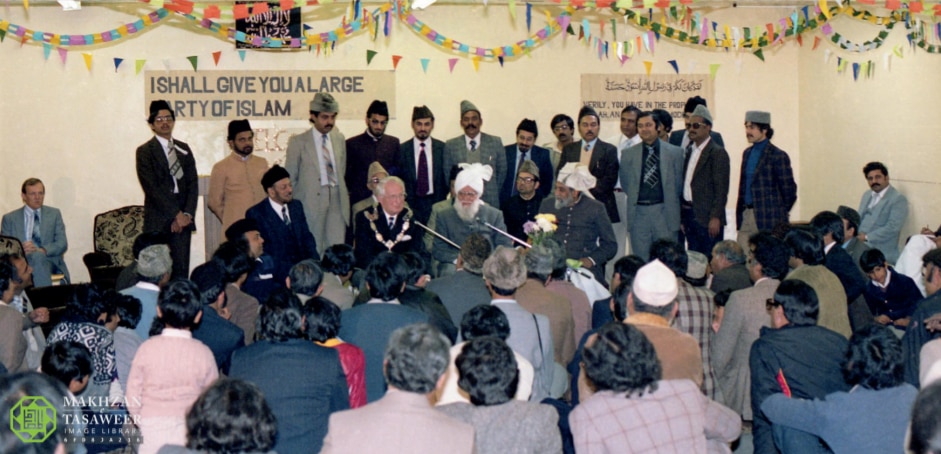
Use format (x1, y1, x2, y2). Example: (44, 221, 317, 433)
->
(187, 56, 198, 71)
(753, 49, 765, 61)
(0, 29, 5, 42)
(366, 49, 378, 65)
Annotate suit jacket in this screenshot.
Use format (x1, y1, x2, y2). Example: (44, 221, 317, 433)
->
(500, 144, 554, 204)
(399, 286, 458, 343)
(787, 265, 853, 339)
(824, 245, 867, 303)
(245, 198, 319, 283)
(843, 238, 872, 273)
(426, 270, 491, 327)
(559, 140, 620, 222)
(284, 128, 351, 227)
(353, 205, 425, 269)
(668, 129, 725, 148)
(735, 142, 797, 230)
(619, 139, 685, 231)
(515, 278, 577, 366)
(491, 300, 555, 401)
(443, 133, 506, 208)
(400, 138, 448, 224)
(538, 196, 617, 284)
(191, 305, 244, 374)
(320, 272, 356, 310)
(432, 204, 511, 265)
(321, 388, 475, 454)
(438, 400, 561, 454)
(0, 305, 27, 373)
(685, 139, 731, 226)
(229, 338, 350, 454)
(225, 284, 260, 345)
(858, 185, 909, 263)
(1, 206, 70, 281)
(345, 132, 402, 205)
(135, 136, 199, 233)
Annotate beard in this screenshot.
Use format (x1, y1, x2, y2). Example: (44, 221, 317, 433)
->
(454, 198, 483, 222)
(555, 192, 576, 209)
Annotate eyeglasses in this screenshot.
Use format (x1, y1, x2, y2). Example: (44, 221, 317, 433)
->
(765, 298, 782, 311)
(516, 177, 536, 183)
(154, 116, 174, 123)
(370, 178, 382, 184)
(553, 125, 571, 132)
(688, 122, 707, 130)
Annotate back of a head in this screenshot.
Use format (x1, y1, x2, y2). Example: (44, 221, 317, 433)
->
(460, 305, 510, 341)
(810, 211, 845, 244)
(190, 261, 226, 307)
(784, 229, 825, 265)
(401, 252, 428, 285)
(111, 291, 142, 330)
(611, 278, 635, 322)
(583, 323, 661, 396)
(322, 244, 356, 276)
(649, 239, 688, 278)
(774, 279, 819, 326)
(186, 378, 277, 454)
(456, 337, 519, 406)
(911, 381, 941, 454)
(924, 249, 941, 269)
(0, 260, 17, 296)
(303, 296, 341, 343)
(212, 241, 253, 284)
(258, 288, 305, 342)
(524, 242, 558, 282)
(842, 324, 904, 390)
(459, 233, 492, 274)
(750, 232, 790, 280)
(157, 279, 203, 330)
(713, 240, 746, 266)
(482, 246, 527, 295)
(64, 283, 112, 325)
(384, 323, 451, 394)
(365, 252, 407, 301)
(41, 341, 92, 388)
(613, 255, 646, 283)
(0, 372, 71, 454)
(289, 259, 324, 296)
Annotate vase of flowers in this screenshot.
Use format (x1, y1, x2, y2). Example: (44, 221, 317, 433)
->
(523, 213, 557, 246)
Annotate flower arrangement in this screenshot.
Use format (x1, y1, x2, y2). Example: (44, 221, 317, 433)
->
(523, 213, 557, 246)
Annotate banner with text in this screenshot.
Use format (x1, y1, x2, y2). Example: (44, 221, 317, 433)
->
(580, 74, 715, 123)
(145, 70, 396, 121)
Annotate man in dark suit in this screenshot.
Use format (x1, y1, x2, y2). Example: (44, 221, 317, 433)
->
(679, 105, 731, 258)
(345, 100, 402, 206)
(190, 261, 244, 374)
(837, 205, 871, 272)
(619, 111, 684, 261)
(668, 96, 725, 149)
(558, 106, 619, 225)
(500, 119, 553, 205)
(735, 110, 797, 250)
(135, 100, 198, 278)
(400, 105, 447, 225)
(1, 178, 70, 286)
(353, 176, 425, 269)
(812, 210, 871, 331)
(426, 233, 492, 327)
(443, 100, 505, 208)
(245, 165, 319, 285)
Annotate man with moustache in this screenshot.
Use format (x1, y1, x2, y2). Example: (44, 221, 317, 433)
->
(285, 92, 349, 251)
(606, 105, 641, 263)
(502, 160, 544, 240)
(207, 119, 269, 232)
(558, 106, 619, 232)
(857, 162, 908, 263)
(735, 111, 797, 250)
(680, 105, 731, 258)
(443, 100, 506, 208)
(543, 114, 576, 172)
(538, 163, 617, 284)
(400, 106, 447, 225)
(501, 119, 553, 204)
(431, 163, 511, 277)
(345, 100, 402, 206)
(669, 96, 725, 149)
(136, 99, 199, 278)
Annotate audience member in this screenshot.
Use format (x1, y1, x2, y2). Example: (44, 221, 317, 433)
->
(592, 255, 645, 330)
(909, 381, 941, 454)
(860, 248, 921, 332)
(502, 159, 546, 240)
(0, 260, 26, 373)
(1, 177, 71, 286)
(224, 218, 276, 305)
(2, 252, 49, 370)
(189, 261, 244, 374)
(811, 210, 872, 331)
(837, 205, 871, 272)
(305, 296, 367, 408)
(41, 341, 92, 454)
(709, 240, 752, 294)
(212, 241, 260, 344)
(120, 244, 172, 340)
(398, 252, 458, 343)
(286, 258, 324, 305)
(543, 237, 593, 344)
(0, 372, 80, 453)
(517, 242, 576, 369)
(784, 229, 852, 338)
(110, 291, 143, 393)
(319, 244, 357, 309)
(115, 231, 169, 292)
(427, 233, 493, 327)
(903, 248, 941, 386)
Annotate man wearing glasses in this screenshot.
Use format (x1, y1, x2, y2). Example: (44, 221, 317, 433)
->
(680, 105, 731, 259)
(502, 160, 544, 241)
(543, 114, 576, 172)
(500, 119, 553, 205)
(136, 99, 198, 279)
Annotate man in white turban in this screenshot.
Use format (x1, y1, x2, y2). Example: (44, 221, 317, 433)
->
(539, 163, 617, 284)
(431, 163, 512, 277)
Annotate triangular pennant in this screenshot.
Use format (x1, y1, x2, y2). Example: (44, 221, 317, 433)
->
(0, 29, 5, 42)
(852, 62, 860, 80)
(392, 55, 403, 70)
(448, 58, 458, 73)
(813, 36, 821, 50)
(420, 58, 430, 73)
(498, 56, 504, 67)
(526, 3, 532, 32)
(709, 63, 720, 79)
(643, 60, 653, 76)
(187, 56, 198, 71)
(114, 57, 124, 72)
(796, 34, 803, 46)
(82, 53, 93, 71)
(582, 19, 590, 41)
(43, 43, 52, 61)
(238, 50, 247, 61)
(23, 0, 28, 9)
(136, 59, 146, 75)
(472, 57, 480, 72)
(508, 0, 516, 20)
(611, 18, 617, 41)
(58, 48, 68, 64)
(753, 49, 765, 61)
(668, 59, 679, 73)
(212, 51, 222, 66)
(366, 49, 378, 65)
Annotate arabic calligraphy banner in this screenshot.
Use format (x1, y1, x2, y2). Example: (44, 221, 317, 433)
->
(580, 74, 715, 122)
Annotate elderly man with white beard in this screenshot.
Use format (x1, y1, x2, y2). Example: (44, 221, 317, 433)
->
(431, 163, 512, 276)
(538, 163, 618, 284)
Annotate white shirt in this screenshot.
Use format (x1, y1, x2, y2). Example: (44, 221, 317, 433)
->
(155, 135, 180, 193)
(608, 133, 640, 189)
(267, 198, 288, 222)
(412, 137, 434, 196)
(872, 268, 893, 289)
(683, 136, 711, 202)
(868, 185, 890, 209)
(311, 129, 339, 187)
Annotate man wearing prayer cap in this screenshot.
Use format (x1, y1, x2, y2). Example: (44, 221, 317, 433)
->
(668, 96, 726, 149)
(245, 165, 320, 286)
(558, 105, 620, 228)
(679, 104, 731, 260)
(431, 163, 511, 277)
(538, 162, 617, 284)
(208, 119, 269, 232)
(136, 99, 199, 279)
(285, 92, 350, 252)
(345, 99, 402, 207)
(500, 118, 554, 205)
(735, 110, 797, 251)
(401, 105, 447, 225)
(502, 159, 545, 240)
(121, 244, 173, 339)
(443, 100, 506, 208)
(350, 161, 389, 230)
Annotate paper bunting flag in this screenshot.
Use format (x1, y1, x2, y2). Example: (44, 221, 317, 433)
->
(58, 48, 68, 64)
(753, 49, 765, 61)
(839, 58, 848, 72)
(797, 34, 803, 46)
(883, 53, 891, 70)
(366, 49, 378, 65)
(526, 3, 532, 32)
(114, 57, 124, 72)
(813, 36, 821, 50)
(0, 30, 5, 42)
(82, 53, 92, 71)
(252, 2, 270, 15)
(643, 60, 653, 76)
(508, 0, 516, 20)
(212, 51, 221, 66)
(23, 0, 28, 9)
(647, 30, 655, 54)
(582, 19, 590, 41)
(498, 56, 504, 67)
(392, 55, 402, 70)
(852, 62, 860, 80)
(472, 56, 480, 72)
(42, 43, 51, 60)
(824, 48, 832, 63)
(668, 59, 678, 73)
(819, 0, 831, 19)
(281, 0, 294, 9)
(204, 5, 220, 19)
(885, 0, 900, 10)
(448, 58, 458, 73)
(421, 58, 430, 73)
(238, 50, 247, 61)
(611, 18, 617, 41)
(136, 59, 146, 75)
(709, 63, 720, 79)
(187, 56, 198, 71)
(893, 45, 903, 57)
(233, 4, 249, 19)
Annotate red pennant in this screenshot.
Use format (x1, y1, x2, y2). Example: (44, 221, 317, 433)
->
(212, 51, 221, 65)
(813, 36, 821, 50)
(233, 4, 250, 19)
(392, 55, 403, 70)
(910, 1, 923, 12)
(280, 0, 294, 9)
(204, 5, 221, 18)
(252, 2, 270, 15)
(885, 0, 900, 9)
(796, 34, 803, 46)
(766, 23, 775, 41)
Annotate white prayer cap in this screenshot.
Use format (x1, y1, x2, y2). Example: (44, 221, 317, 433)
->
(557, 162, 596, 198)
(632, 259, 678, 307)
(455, 163, 493, 196)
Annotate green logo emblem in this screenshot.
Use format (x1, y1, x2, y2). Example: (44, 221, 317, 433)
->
(9, 396, 57, 443)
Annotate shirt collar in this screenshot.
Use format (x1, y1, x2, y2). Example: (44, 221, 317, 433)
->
(135, 281, 160, 292)
(367, 297, 401, 304)
(873, 269, 893, 289)
(160, 327, 193, 339)
(268, 197, 286, 214)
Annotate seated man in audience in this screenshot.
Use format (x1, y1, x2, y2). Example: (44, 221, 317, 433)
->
(2, 252, 48, 370)
(837, 205, 871, 272)
(120, 245, 171, 340)
(896, 223, 941, 297)
(750, 280, 850, 454)
(212, 241, 260, 344)
(398, 252, 457, 343)
(517, 242, 576, 370)
(230, 288, 349, 454)
(354, 176, 425, 269)
(909, 380, 941, 454)
(190, 261, 244, 375)
(286, 258, 324, 305)
(1, 178, 70, 286)
(860, 248, 921, 333)
(225, 218, 276, 305)
(903, 248, 941, 385)
(591, 255, 645, 330)
(111, 292, 143, 393)
(426, 233, 493, 327)
(571, 322, 740, 453)
(543, 238, 592, 344)
(812, 210, 871, 331)
(321, 323, 476, 454)
(305, 297, 367, 408)
(115, 231, 169, 291)
(710, 239, 752, 295)
(319, 244, 357, 309)
(0, 260, 27, 373)
(784, 229, 853, 339)
(712, 232, 789, 422)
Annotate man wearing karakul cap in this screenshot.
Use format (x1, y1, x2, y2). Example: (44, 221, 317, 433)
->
(285, 92, 350, 252)
(538, 163, 617, 285)
(120, 244, 173, 340)
(431, 163, 511, 277)
(345, 100, 402, 206)
(207, 119, 269, 232)
(443, 100, 506, 208)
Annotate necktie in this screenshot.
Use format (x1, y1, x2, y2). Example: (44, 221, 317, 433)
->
(31, 211, 42, 248)
(643, 145, 660, 188)
(388, 216, 396, 227)
(517, 149, 529, 176)
(322, 133, 337, 186)
(282, 206, 291, 226)
(469, 140, 477, 152)
(417, 142, 430, 196)
(583, 143, 591, 153)
(167, 140, 183, 180)
(684, 144, 694, 172)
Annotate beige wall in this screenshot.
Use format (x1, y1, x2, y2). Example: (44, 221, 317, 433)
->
(0, 4, 937, 281)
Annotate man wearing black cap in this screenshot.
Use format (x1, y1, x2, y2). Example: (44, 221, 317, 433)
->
(245, 165, 319, 285)
(558, 106, 619, 232)
(500, 119, 554, 205)
(136, 99, 199, 279)
(207, 119, 269, 232)
(345, 100, 402, 207)
(225, 218, 277, 304)
(400, 105, 447, 225)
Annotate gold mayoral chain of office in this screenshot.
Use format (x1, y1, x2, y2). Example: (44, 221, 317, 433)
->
(365, 205, 412, 251)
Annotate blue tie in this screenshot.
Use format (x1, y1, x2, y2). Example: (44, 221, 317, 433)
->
(31, 211, 42, 248)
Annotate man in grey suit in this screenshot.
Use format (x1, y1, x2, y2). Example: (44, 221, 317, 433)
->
(619, 111, 684, 261)
(1, 178, 69, 287)
(285, 92, 350, 251)
(857, 161, 908, 263)
(442, 100, 505, 208)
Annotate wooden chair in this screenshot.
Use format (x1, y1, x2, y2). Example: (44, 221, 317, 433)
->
(83, 205, 145, 290)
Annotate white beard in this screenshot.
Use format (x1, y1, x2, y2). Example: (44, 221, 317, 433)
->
(454, 198, 483, 222)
